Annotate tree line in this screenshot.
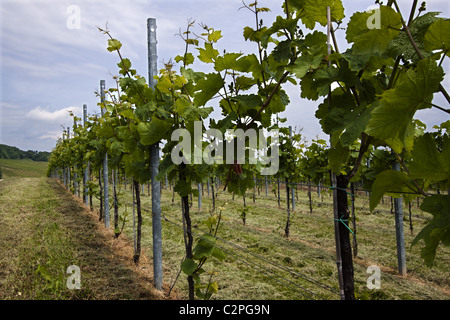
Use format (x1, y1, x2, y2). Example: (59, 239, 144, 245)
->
(0, 144, 51, 162)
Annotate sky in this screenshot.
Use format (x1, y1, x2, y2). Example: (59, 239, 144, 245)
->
(0, 0, 449, 152)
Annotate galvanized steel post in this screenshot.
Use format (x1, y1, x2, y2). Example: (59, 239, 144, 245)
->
(392, 160, 406, 276)
(73, 118, 78, 197)
(289, 126, 295, 211)
(67, 127, 71, 191)
(148, 17, 163, 291)
(83, 104, 89, 206)
(100, 80, 110, 228)
(63, 129, 67, 187)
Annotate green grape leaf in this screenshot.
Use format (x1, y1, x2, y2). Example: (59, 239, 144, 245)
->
(267, 88, 289, 114)
(322, 98, 375, 148)
(300, 72, 320, 100)
(412, 195, 450, 267)
(231, 94, 262, 113)
(388, 12, 441, 61)
(119, 107, 135, 120)
(287, 31, 327, 78)
(194, 73, 224, 107)
(266, 15, 299, 39)
(185, 38, 199, 46)
(174, 179, 197, 197)
(175, 97, 211, 122)
(409, 133, 450, 182)
(369, 170, 412, 211)
(197, 43, 219, 63)
(235, 75, 257, 91)
(107, 39, 122, 52)
(208, 30, 223, 43)
(346, 6, 402, 56)
(211, 246, 226, 261)
(214, 53, 242, 71)
(301, 66, 341, 101)
(224, 168, 255, 196)
(109, 140, 125, 156)
(286, 0, 305, 11)
(175, 53, 195, 66)
(197, 234, 216, 248)
(243, 26, 268, 43)
(214, 53, 256, 73)
(181, 67, 206, 96)
(300, 0, 345, 30)
(193, 243, 214, 260)
(181, 258, 197, 276)
(243, 26, 256, 41)
(272, 40, 292, 62)
(137, 118, 172, 146)
(366, 58, 444, 153)
(117, 58, 132, 76)
(328, 140, 349, 175)
(425, 18, 450, 56)
(341, 50, 373, 71)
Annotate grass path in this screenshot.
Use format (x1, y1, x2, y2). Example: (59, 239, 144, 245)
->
(0, 177, 172, 300)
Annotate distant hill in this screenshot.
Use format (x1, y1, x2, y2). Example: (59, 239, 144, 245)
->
(0, 144, 50, 162)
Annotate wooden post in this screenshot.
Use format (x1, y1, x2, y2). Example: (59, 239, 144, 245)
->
(113, 170, 119, 238)
(351, 182, 358, 257)
(132, 178, 136, 252)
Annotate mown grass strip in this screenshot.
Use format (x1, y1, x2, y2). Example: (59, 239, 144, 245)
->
(0, 177, 164, 300)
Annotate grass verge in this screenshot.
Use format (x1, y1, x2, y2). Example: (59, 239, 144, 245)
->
(0, 177, 170, 300)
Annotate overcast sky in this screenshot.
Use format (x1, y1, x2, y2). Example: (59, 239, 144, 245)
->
(1, 0, 449, 152)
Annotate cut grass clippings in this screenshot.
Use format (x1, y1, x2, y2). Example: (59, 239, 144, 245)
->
(110, 182, 449, 300)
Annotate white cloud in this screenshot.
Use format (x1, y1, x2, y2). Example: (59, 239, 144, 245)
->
(25, 106, 81, 122)
(39, 131, 63, 140)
